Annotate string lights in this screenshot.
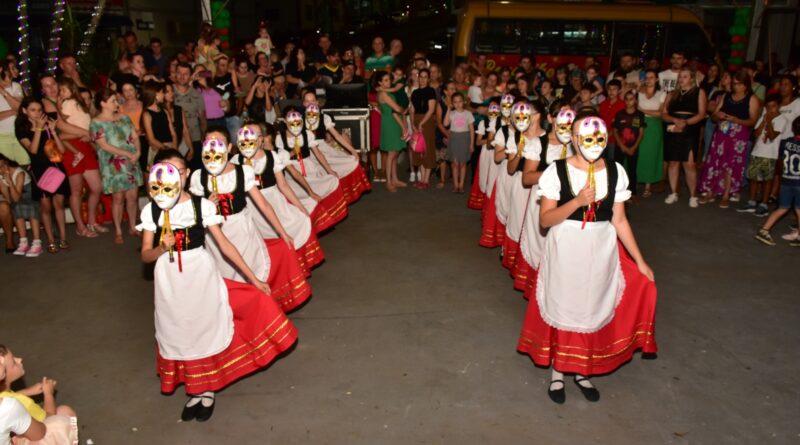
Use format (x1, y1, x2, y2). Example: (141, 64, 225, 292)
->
(78, 0, 106, 59)
(16, 0, 31, 95)
(45, 0, 66, 75)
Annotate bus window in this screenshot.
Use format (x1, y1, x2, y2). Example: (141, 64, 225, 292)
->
(666, 23, 716, 63)
(520, 21, 561, 55)
(560, 21, 611, 56)
(612, 23, 666, 63)
(473, 18, 521, 54)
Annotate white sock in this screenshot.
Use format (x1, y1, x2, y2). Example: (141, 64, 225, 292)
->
(550, 369, 564, 390)
(32, 239, 41, 245)
(575, 374, 595, 389)
(19, 237, 28, 244)
(200, 391, 214, 407)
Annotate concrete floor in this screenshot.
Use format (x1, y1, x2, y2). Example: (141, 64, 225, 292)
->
(2, 181, 799, 445)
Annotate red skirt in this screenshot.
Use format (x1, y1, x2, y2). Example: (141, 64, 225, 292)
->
(479, 187, 505, 248)
(501, 236, 520, 271)
(62, 139, 100, 176)
(512, 253, 536, 293)
(310, 186, 349, 234)
(265, 239, 312, 313)
(517, 244, 658, 376)
(296, 232, 325, 277)
(468, 166, 485, 210)
(156, 279, 299, 395)
(339, 165, 372, 204)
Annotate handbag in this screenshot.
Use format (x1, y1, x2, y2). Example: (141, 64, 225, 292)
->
(36, 166, 66, 194)
(43, 128, 63, 163)
(410, 132, 426, 154)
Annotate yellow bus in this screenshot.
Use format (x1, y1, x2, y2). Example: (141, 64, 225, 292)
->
(455, 0, 718, 76)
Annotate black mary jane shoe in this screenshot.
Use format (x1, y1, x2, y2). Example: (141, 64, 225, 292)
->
(195, 396, 215, 422)
(547, 380, 566, 404)
(574, 376, 600, 402)
(181, 399, 201, 421)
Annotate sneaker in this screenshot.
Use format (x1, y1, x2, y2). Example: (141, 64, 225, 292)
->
(754, 204, 769, 217)
(781, 229, 799, 241)
(688, 197, 699, 208)
(755, 229, 776, 246)
(729, 194, 740, 203)
(664, 193, 679, 204)
(26, 243, 43, 257)
(790, 239, 800, 247)
(736, 201, 757, 213)
(409, 171, 417, 182)
(13, 241, 29, 256)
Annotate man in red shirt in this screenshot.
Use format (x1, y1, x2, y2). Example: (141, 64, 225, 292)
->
(598, 79, 626, 163)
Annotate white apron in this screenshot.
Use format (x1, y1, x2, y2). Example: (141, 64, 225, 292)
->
(505, 171, 530, 241)
(494, 159, 512, 225)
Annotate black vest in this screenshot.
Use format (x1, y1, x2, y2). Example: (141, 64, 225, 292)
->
(502, 127, 548, 173)
(150, 196, 206, 251)
(200, 164, 248, 216)
(555, 159, 617, 222)
(310, 114, 333, 141)
(280, 130, 311, 160)
(256, 152, 278, 189)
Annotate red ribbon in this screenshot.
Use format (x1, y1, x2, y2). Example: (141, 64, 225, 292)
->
(581, 200, 601, 229)
(217, 192, 234, 219)
(174, 230, 186, 272)
(297, 157, 307, 176)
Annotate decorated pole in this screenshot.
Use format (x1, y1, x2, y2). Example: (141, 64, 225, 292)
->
(45, 0, 67, 75)
(77, 0, 106, 60)
(16, 0, 32, 95)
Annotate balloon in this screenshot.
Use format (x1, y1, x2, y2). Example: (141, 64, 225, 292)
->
(220, 41, 230, 50)
(217, 28, 229, 36)
(217, 10, 230, 20)
(729, 57, 743, 65)
(218, 35, 229, 42)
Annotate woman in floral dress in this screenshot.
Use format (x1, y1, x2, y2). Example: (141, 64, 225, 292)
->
(90, 88, 143, 244)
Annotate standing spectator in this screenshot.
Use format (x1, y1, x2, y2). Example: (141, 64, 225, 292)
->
(142, 80, 178, 166)
(245, 75, 276, 124)
(57, 54, 86, 88)
(435, 81, 457, 188)
(658, 51, 686, 93)
(0, 62, 26, 165)
(704, 71, 732, 160)
(376, 71, 407, 191)
(122, 31, 147, 60)
(254, 22, 275, 58)
(15, 97, 70, 253)
(699, 64, 721, 97)
(164, 82, 192, 157)
(739, 94, 789, 215)
(285, 48, 316, 99)
(212, 55, 239, 143)
(255, 52, 272, 77)
(56, 77, 105, 238)
(513, 55, 536, 78)
(90, 88, 143, 244)
(553, 66, 574, 101)
(699, 71, 760, 208)
(768, 75, 800, 202)
(339, 62, 364, 84)
(39, 74, 61, 120)
(662, 68, 707, 207)
(167, 57, 180, 84)
(243, 42, 258, 72)
(118, 80, 146, 172)
(148, 37, 168, 79)
(233, 58, 255, 114)
(755, 117, 800, 246)
(539, 79, 556, 108)
(443, 93, 475, 193)
(389, 39, 404, 67)
(313, 34, 332, 67)
(637, 69, 667, 197)
(741, 62, 766, 102)
(365, 37, 394, 78)
(613, 91, 646, 198)
(409, 68, 438, 188)
(318, 49, 343, 84)
(194, 66, 226, 130)
(598, 80, 626, 162)
(173, 62, 206, 170)
(609, 53, 642, 91)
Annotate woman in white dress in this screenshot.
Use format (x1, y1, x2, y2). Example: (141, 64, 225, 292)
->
(276, 109, 348, 233)
(231, 122, 324, 275)
(139, 155, 297, 421)
(517, 116, 657, 404)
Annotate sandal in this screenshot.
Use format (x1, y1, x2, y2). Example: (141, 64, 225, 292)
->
(77, 227, 98, 238)
(719, 198, 730, 209)
(47, 243, 59, 254)
(642, 189, 652, 198)
(58, 240, 70, 250)
(87, 224, 109, 233)
(436, 182, 445, 189)
(114, 234, 124, 244)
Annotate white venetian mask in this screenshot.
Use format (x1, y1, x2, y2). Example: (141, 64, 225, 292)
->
(201, 137, 229, 175)
(487, 103, 500, 121)
(148, 162, 182, 210)
(286, 111, 304, 136)
(237, 126, 260, 159)
(576, 117, 608, 162)
(555, 109, 576, 144)
(512, 102, 532, 133)
(500, 94, 515, 118)
(305, 104, 320, 131)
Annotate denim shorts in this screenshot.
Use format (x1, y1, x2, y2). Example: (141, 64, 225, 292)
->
(778, 184, 800, 209)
